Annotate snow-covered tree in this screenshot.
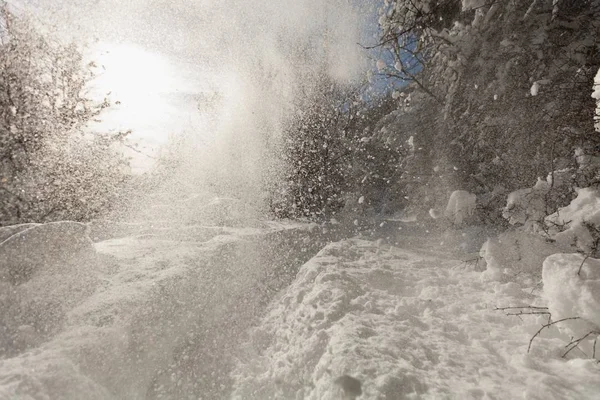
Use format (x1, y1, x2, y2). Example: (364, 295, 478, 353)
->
(0, 5, 130, 224)
(373, 0, 600, 221)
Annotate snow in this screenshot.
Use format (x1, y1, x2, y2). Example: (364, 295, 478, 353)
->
(531, 81, 540, 96)
(462, 0, 487, 11)
(428, 208, 440, 219)
(543, 253, 600, 341)
(0, 217, 318, 399)
(444, 190, 476, 225)
(3, 198, 600, 398)
(232, 239, 600, 399)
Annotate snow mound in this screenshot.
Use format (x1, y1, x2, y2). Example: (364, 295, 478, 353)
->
(543, 253, 600, 338)
(233, 239, 600, 399)
(444, 190, 476, 225)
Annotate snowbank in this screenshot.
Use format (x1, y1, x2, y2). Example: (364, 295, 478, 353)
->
(232, 239, 600, 399)
(543, 253, 600, 340)
(0, 219, 321, 399)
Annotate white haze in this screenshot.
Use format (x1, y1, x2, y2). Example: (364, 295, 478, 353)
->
(11, 0, 372, 210)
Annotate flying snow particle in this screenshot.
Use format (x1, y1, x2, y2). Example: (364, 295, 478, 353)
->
(531, 81, 540, 96)
(493, 94, 498, 101)
(358, 196, 365, 204)
(429, 208, 441, 219)
(407, 136, 415, 152)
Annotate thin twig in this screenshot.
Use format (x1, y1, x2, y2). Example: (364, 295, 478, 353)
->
(562, 330, 600, 358)
(578, 254, 590, 276)
(506, 311, 551, 316)
(495, 306, 549, 311)
(528, 317, 580, 353)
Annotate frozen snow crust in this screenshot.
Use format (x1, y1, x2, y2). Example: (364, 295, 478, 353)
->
(232, 239, 600, 399)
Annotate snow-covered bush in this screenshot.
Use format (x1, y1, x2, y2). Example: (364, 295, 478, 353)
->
(502, 168, 577, 232)
(445, 190, 476, 225)
(271, 83, 403, 220)
(502, 178, 551, 229)
(544, 187, 600, 255)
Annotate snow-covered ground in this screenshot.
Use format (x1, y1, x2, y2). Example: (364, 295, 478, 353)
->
(2, 196, 600, 399)
(0, 214, 324, 399)
(232, 238, 600, 399)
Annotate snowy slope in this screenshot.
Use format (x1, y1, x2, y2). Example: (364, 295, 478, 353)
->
(232, 239, 600, 399)
(0, 218, 321, 399)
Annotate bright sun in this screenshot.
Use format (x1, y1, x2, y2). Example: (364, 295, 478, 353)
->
(86, 42, 191, 171)
(89, 42, 176, 128)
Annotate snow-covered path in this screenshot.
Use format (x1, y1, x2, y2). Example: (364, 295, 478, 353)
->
(0, 220, 330, 400)
(2, 219, 599, 399)
(232, 239, 600, 399)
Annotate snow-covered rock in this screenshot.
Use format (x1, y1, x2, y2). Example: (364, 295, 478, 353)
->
(543, 253, 600, 339)
(444, 190, 476, 225)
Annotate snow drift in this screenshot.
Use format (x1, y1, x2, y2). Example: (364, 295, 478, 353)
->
(232, 239, 600, 399)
